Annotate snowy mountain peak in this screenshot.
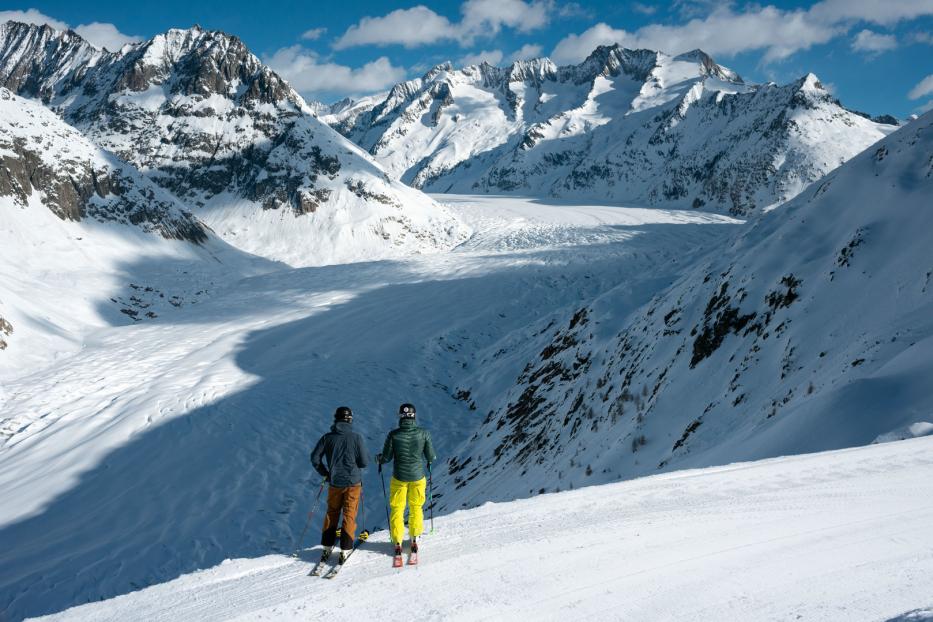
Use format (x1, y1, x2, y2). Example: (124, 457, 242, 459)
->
(326, 43, 893, 215)
(575, 45, 660, 82)
(0, 21, 470, 266)
(507, 57, 558, 83)
(123, 26, 295, 104)
(422, 61, 454, 82)
(672, 48, 742, 83)
(798, 72, 826, 92)
(0, 21, 105, 100)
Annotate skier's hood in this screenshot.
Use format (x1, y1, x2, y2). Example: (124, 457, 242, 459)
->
(331, 421, 354, 434)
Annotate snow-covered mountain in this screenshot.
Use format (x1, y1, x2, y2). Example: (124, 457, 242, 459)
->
(436, 110, 933, 509)
(0, 21, 469, 266)
(325, 46, 897, 215)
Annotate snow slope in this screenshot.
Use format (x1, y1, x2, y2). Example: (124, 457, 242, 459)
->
(0, 196, 738, 620)
(0, 21, 468, 266)
(435, 110, 933, 511)
(0, 87, 273, 378)
(326, 47, 896, 215)
(32, 437, 933, 622)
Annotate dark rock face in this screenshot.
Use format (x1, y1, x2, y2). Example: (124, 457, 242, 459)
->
(0, 88, 209, 243)
(0, 316, 11, 350)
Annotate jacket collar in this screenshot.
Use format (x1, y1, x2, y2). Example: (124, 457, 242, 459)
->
(332, 421, 353, 433)
(398, 418, 416, 429)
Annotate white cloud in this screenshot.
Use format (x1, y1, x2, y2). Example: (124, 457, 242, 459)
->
(0, 9, 140, 52)
(333, 0, 551, 49)
(458, 49, 504, 66)
(0, 8, 67, 30)
(265, 45, 408, 99)
(551, 23, 629, 64)
(73, 22, 141, 51)
(632, 3, 658, 16)
(851, 29, 897, 53)
(333, 6, 457, 49)
(912, 31, 933, 44)
(808, 0, 933, 27)
(459, 0, 549, 36)
(300, 27, 326, 41)
(509, 43, 544, 62)
(550, 0, 933, 64)
(557, 3, 593, 19)
(908, 74, 933, 100)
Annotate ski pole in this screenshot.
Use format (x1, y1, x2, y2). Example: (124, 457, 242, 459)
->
(291, 478, 326, 557)
(379, 463, 391, 530)
(428, 462, 435, 535)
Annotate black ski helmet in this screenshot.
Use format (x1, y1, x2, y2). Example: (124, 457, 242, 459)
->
(334, 406, 353, 422)
(399, 403, 416, 419)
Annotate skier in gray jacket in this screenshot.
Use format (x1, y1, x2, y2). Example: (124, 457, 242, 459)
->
(310, 406, 370, 562)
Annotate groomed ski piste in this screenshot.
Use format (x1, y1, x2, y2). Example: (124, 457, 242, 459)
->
(31, 437, 933, 621)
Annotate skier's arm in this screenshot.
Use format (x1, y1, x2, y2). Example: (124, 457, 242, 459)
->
(379, 433, 394, 464)
(310, 436, 329, 479)
(356, 434, 370, 469)
(423, 430, 437, 465)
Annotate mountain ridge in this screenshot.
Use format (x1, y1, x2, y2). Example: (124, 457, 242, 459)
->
(322, 44, 896, 215)
(435, 109, 933, 510)
(0, 20, 469, 266)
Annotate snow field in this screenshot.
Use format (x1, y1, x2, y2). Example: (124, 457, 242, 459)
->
(32, 436, 933, 622)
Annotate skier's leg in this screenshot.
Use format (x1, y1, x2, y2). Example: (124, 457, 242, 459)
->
(321, 486, 344, 548)
(407, 477, 427, 538)
(388, 477, 408, 545)
(340, 484, 361, 550)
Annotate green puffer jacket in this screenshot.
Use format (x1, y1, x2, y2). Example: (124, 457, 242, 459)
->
(379, 418, 436, 482)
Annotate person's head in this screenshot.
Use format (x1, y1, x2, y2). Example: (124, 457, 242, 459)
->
(398, 403, 416, 420)
(334, 406, 353, 423)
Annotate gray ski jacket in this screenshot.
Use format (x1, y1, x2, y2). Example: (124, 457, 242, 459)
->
(310, 421, 370, 487)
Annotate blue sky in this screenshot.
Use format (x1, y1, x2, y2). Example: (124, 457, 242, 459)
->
(2, 1, 932, 117)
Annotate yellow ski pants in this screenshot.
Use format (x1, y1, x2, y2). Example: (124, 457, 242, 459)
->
(389, 476, 426, 545)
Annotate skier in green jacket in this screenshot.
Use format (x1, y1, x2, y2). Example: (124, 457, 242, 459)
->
(377, 403, 436, 563)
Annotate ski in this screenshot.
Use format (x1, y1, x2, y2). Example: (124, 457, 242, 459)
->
(308, 547, 333, 577)
(323, 561, 344, 579)
(322, 529, 371, 579)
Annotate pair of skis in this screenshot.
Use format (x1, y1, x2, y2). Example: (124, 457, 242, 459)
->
(308, 549, 342, 579)
(307, 529, 370, 579)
